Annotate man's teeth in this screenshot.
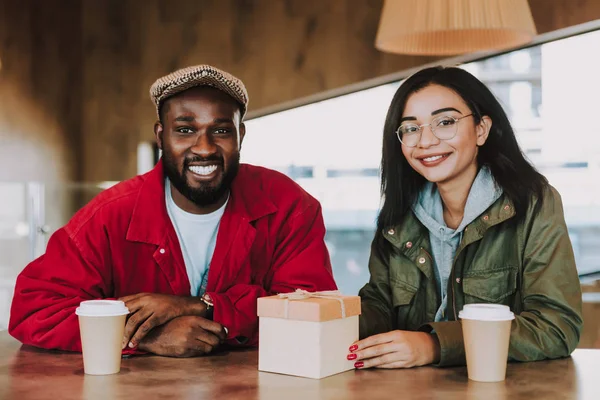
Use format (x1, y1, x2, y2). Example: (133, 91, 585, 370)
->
(423, 155, 444, 162)
(189, 165, 218, 175)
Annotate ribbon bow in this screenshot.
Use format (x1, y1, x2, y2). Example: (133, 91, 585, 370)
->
(277, 289, 347, 319)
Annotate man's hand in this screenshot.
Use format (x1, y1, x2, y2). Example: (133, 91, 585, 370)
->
(120, 293, 207, 349)
(348, 330, 440, 369)
(137, 316, 227, 357)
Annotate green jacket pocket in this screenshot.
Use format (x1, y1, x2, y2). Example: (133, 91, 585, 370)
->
(463, 266, 518, 303)
(390, 280, 419, 308)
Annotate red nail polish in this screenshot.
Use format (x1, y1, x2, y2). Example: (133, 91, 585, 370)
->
(354, 361, 364, 369)
(347, 353, 357, 360)
(349, 344, 358, 352)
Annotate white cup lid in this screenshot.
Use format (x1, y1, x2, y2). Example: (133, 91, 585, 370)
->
(458, 304, 515, 321)
(75, 300, 129, 317)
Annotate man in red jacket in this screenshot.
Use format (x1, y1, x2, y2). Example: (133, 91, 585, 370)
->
(9, 65, 337, 356)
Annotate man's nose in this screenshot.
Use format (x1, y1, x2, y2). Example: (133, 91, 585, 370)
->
(191, 133, 217, 156)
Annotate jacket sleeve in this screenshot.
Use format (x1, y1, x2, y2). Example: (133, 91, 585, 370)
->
(429, 186, 583, 366)
(8, 228, 111, 352)
(207, 203, 337, 346)
(358, 239, 394, 338)
(508, 187, 583, 361)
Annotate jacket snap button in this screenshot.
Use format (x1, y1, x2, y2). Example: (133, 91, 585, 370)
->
(159, 248, 166, 254)
(418, 257, 426, 264)
(388, 229, 395, 235)
(405, 241, 413, 248)
(483, 215, 489, 221)
(456, 278, 461, 283)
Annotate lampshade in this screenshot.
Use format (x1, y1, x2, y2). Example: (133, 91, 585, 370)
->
(375, 0, 538, 56)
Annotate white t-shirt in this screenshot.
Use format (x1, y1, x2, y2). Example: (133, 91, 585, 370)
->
(165, 179, 227, 296)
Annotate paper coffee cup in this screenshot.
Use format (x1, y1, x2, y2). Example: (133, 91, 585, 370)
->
(459, 304, 515, 382)
(76, 300, 129, 375)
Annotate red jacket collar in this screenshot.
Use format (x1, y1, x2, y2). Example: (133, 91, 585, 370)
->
(126, 159, 278, 245)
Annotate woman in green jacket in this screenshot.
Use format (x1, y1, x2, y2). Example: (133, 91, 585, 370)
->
(348, 66, 583, 369)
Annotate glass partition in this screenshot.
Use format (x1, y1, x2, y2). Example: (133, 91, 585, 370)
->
(0, 182, 111, 330)
(0, 183, 29, 331)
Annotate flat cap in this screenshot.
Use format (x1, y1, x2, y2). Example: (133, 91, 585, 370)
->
(150, 64, 249, 118)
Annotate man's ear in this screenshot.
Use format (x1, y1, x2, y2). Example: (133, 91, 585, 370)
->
(476, 116, 492, 146)
(238, 122, 246, 151)
(154, 121, 164, 150)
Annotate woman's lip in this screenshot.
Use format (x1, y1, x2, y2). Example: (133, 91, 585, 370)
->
(417, 153, 451, 167)
(416, 152, 451, 160)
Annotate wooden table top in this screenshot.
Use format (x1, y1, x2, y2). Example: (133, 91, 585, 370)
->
(1, 331, 598, 400)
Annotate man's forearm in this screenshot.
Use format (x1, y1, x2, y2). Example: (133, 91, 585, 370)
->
(138, 316, 225, 357)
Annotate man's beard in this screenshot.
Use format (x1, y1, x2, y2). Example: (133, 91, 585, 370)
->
(163, 151, 240, 208)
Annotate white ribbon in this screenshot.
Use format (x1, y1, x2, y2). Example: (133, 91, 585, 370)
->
(277, 289, 347, 319)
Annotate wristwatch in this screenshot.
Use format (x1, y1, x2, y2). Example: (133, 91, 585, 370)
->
(201, 293, 214, 319)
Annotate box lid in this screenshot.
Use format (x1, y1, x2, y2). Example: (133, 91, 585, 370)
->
(257, 290, 361, 322)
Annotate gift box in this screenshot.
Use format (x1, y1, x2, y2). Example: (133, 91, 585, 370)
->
(257, 289, 361, 379)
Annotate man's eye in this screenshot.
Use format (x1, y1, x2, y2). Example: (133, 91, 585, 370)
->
(214, 128, 231, 135)
(176, 127, 194, 134)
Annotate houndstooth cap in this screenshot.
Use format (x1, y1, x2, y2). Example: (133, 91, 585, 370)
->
(150, 65, 248, 118)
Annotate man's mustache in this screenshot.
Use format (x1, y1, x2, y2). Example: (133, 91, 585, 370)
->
(184, 155, 224, 167)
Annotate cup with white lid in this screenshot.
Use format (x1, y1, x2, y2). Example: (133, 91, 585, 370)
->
(459, 304, 515, 382)
(76, 300, 130, 375)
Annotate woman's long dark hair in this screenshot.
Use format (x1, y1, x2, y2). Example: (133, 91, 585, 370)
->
(376, 66, 547, 256)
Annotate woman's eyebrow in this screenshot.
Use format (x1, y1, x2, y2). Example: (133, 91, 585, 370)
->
(431, 107, 462, 116)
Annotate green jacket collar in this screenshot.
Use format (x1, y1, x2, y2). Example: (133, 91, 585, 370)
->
(382, 193, 516, 260)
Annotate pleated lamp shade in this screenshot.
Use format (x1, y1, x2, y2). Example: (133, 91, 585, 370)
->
(375, 0, 537, 56)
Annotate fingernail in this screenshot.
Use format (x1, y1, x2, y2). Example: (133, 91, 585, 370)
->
(347, 353, 357, 360)
(354, 361, 364, 369)
(128, 342, 134, 348)
(349, 344, 358, 352)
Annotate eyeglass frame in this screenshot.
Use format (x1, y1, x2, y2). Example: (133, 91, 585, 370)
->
(395, 113, 475, 148)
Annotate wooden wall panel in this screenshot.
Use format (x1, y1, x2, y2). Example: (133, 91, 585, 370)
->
(79, 0, 437, 182)
(0, 0, 81, 182)
(530, 0, 600, 35)
(0, 0, 83, 274)
(80, 0, 144, 183)
(2, 0, 600, 184)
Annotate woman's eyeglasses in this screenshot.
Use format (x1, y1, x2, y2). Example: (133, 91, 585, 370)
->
(396, 114, 474, 147)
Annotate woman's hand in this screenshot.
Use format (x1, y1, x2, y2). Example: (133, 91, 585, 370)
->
(348, 330, 440, 369)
